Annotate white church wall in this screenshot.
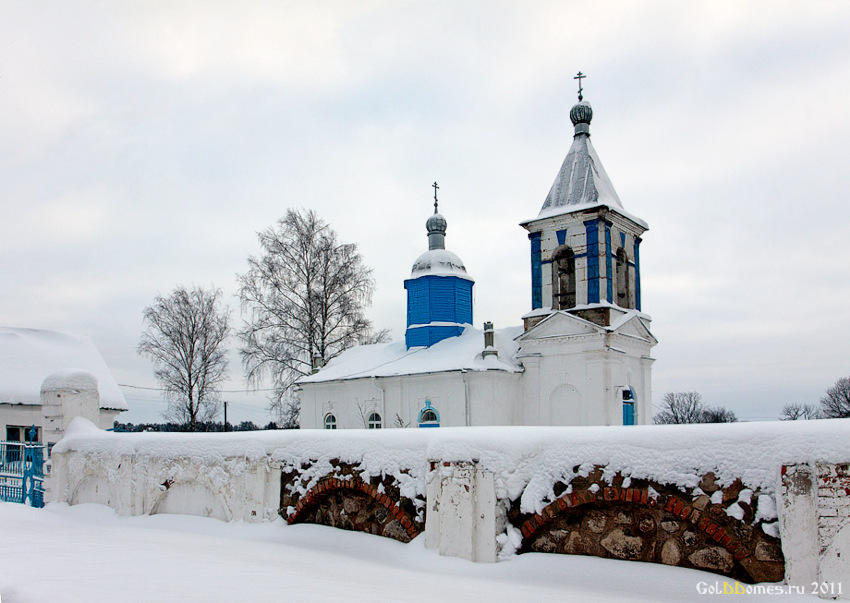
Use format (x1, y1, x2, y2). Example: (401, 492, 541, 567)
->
(300, 369, 520, 429)
(466, 371, 522, 426)
(519, 332, 652, 426)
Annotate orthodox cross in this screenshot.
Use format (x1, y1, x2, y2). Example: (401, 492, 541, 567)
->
(432, 181, 439, 213)
(574, 71, 586, 101)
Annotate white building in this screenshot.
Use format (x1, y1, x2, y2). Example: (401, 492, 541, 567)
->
(0, 327, 128, 450)
(298, 92, 656, 429)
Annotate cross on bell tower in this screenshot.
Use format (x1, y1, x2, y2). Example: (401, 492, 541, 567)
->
(574, 71, 586, 101)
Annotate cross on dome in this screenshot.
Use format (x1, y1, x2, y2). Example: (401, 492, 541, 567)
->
(432, 181, 439, 213)
(574, 71, 586, 101)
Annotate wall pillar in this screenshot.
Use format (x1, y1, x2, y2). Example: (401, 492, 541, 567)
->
(425, 460, 496, 562)
(781, 463, 850, 599)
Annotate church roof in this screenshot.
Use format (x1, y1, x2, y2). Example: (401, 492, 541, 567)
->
(410, 248, 472, 280)
(298, 325, 523, 384)
(537, 100, 623, 219)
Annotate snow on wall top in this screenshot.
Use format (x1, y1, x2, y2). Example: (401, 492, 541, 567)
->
(298, 325, 523, 384)
(55, 417, 850, 516)
(41, 369, 99, 393)
(0, 327, 128, 410)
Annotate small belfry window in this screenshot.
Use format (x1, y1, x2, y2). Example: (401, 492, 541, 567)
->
(417, 400, 440, 428)
(616, 248, 631, 308)
(552, 246, 576, 309)
(367, 412, 382, 429)
(324, 413, 337, 430)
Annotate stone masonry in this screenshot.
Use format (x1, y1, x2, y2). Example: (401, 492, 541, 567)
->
(515, 468, 784, 583)
(280, 461, 424, 543)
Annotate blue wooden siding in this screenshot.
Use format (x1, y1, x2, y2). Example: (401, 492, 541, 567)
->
(604, 222, 613, 303)
(634, 237, 642, 311)
(404, 275, 473, 348)
(584, 220, 600, 304)
(529, 232, 542, 310)
(556, 229, 567, 246)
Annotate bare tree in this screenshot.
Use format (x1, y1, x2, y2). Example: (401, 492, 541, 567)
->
(701, 406, 738, 423)
(820, 377, 850, 418)
(238, 209, 387, 422)
(138, 286, 231, 431)
(654, 392, 705, 424)
(780, 403, 821, 420)
(653, 392, 737, 424)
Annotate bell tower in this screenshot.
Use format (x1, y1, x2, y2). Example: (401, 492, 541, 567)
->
(520, 75, 648, 330)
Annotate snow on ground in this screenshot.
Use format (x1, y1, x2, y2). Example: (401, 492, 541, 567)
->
(0, 502, 822, 602)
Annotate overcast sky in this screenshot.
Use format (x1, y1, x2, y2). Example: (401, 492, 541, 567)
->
(3, 1, 849, 424)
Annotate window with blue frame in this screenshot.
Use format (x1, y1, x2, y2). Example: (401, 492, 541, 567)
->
(417, 401, 440, 428)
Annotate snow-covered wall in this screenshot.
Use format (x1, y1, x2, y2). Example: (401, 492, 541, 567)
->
(48, 418, 850, 585)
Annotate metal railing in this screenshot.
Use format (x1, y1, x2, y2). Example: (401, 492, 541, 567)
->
(0, 440, 45, 507)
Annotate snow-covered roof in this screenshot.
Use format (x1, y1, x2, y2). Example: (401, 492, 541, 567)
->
(520, 100, 647, 230)
(0, 327, 128, 410)
(298, 325, 523, 384)
(410, 248, 473, 280)
(540, 119, 622, 215)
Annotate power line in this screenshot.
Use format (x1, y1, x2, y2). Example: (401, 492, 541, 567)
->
(118, 383, 278, 393)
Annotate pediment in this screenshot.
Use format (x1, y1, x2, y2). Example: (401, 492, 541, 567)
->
(516, 311, 602, 341)
(610, 314, 658, 345)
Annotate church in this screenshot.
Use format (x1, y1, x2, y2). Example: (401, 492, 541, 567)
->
(297, 83, 657, 429)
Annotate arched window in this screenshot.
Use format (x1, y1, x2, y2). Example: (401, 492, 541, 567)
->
(324, 413, 337, 430)
(615, 248, 631, 308)
(367, 412, 382, 429)
(551, 246, 576, 310)
(417, 401, 440, 428)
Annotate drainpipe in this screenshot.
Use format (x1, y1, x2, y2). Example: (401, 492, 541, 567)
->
(461, 369, 470, 426)
(371, 377, 386, 422)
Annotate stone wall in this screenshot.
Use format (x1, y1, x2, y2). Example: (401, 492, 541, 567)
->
(515, 468, 783, 583)
(281, 461, 424, 543)
(47, 419, 850, 587)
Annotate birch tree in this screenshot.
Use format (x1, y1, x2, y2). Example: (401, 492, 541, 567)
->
(138, 286, 231, 431)
(238, 209, 387, 424)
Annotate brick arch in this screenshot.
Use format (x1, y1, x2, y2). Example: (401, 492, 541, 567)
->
(518, 485, 784, 584)
(288, 476, 421, 542)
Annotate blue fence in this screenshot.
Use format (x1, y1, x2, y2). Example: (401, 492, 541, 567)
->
(0, 440, 45, 508)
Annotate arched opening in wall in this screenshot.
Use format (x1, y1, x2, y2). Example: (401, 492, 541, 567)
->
(549, 384, 581, 425)
(368, 412, 382, 429)
(615, 247, 630, 308)
(287, 476, 422, 543)
(417, 400, 440, 428)
(551, 246, 576, 310)
(151, 481, 229, 521)
(70, 476, 111, 507)
(324, 413, 337, 430)
(518, 479, 785, 584)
